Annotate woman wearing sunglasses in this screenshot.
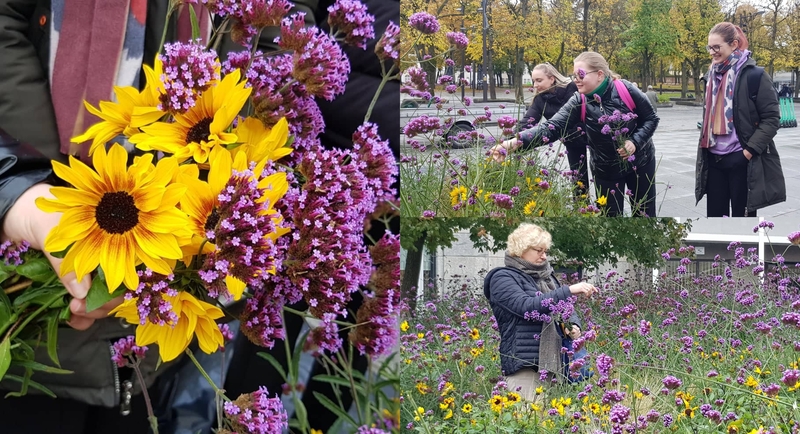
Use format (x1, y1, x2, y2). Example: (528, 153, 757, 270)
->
(491, 52, 660, 217)
(483, 223, 596, 401)
(518, 63, 590, 197)
(695, 22, 785, 217)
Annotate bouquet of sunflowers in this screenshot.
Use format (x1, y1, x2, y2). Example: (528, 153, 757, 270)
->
(0, 0, 399, 432)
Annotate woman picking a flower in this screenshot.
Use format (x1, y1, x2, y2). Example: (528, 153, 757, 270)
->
(483, 223, 596, 401)
(491, 52, 660, 217)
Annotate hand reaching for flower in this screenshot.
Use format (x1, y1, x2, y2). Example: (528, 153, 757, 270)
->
(617, 140, 636, 158)
(490, 138, 520, 162)
(568, 282, 598, 298)
(2, 184, 121, 331)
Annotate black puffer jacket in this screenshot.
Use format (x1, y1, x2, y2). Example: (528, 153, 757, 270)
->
(518, 81, 586, 148)
(483, 267, 579, 377)
(695, 59, 785, 215)
(518, 79, 659, 179)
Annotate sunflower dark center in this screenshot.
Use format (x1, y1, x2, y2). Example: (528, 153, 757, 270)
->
(186, 118, 214, 144)
(204, 208, 220, 232)
(96, 192, 139, 234)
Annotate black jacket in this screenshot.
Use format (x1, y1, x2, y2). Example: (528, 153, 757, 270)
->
(483, 267, 579, 377)
(518, 82, 586, 148)
(695, 59, 785, 215)
(518, 79, 659, 179)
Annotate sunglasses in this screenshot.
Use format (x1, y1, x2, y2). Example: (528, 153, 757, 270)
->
(570, 70, 599, 81)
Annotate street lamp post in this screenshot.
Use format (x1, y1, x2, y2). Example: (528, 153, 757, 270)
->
(480, 0, 489, 102)
(461, 4, 466, 102)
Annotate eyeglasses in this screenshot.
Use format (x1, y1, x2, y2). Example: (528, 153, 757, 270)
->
(530, 247, 550, 255)
(705, 44, 723, 53)
(570, 70, 599, 81)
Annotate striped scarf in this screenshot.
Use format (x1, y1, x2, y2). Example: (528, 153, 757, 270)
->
(700, 50, 742, 148)
(49, 0, 210, 160)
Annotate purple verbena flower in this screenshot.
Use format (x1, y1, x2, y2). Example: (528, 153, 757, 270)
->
(158, 41, 221, 113)
(408, 12, 440, 34)
(327, 0, 375, 49)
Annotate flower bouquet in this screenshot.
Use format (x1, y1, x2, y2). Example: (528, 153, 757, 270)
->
(0, 0, 399, 432)
(598, 109, 638, 172)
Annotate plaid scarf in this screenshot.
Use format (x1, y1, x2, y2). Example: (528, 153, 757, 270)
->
(700, 50, 743, 148)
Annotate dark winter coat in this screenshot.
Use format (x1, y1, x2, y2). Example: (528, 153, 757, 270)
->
(695, 59, 785, 215)
(517, 82, 587, 148)
(0, 0, 321, 407)
(518, 79, 659, 179)
(483, 267, 580, 377)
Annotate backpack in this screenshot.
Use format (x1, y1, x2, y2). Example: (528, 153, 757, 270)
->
(580, 79, 636, 122)
(743, 66, 779, 130)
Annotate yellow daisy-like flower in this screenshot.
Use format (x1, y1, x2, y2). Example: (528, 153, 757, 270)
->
(469, 328, 480, 340)
(232, 117, 292, 165)
(131, 69, 252, 164)
(71, 59, 166, 156)
(449, 185, 467, 206)
(443, 409, 453, 420)
(597, 195, 608, 207)
(111, 291, 224, 362)
(36, 145, 190, 291)
(523, 200, 537, 215)
(489, 394, 507, 413)
(400, 320, 409, 332)
(461, 403, 472, 414)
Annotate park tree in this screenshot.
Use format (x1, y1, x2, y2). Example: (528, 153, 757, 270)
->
(623, 0, 678, 88)
(787, 0, 800, 94)
(671, 0, 723, 98)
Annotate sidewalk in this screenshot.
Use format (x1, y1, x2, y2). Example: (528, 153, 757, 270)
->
(400, 99, 800, 225)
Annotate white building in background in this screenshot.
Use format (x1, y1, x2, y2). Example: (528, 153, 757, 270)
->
(401, 217, 799, 299)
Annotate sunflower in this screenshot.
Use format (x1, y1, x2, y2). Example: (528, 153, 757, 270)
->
(131, 69, 251, 164)
(36, 144, 191, 291)
(110, 291, 224, 361)
(232, 117, 292, 165)
(71, 59, 166, 156)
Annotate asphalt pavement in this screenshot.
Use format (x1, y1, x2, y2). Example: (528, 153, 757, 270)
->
(400, 96, 800, 225)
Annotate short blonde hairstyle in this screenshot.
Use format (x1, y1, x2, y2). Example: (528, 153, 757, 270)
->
(574, 51, 621, 81)
(507, 223, 552, 257)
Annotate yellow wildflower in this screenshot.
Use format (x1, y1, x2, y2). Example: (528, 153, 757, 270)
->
(400, 321, 409, 332)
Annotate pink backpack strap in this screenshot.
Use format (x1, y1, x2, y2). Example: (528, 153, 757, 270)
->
(614, 79, 636, 112)
(580, 93, 586, 122)
(581, 80, 635, 123)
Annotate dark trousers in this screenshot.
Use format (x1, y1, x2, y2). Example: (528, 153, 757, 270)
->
(706, 150, 753, 217)
(0, 372, 162, 434)
(594, 156, 657, 217)
(565, 142, 589, 197)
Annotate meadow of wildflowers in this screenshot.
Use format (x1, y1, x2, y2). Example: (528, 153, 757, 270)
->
(400, 225, 800, 433)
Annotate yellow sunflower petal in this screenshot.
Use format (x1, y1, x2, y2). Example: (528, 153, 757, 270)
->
(110, 298, 139, 323)
(196, 317, 224, 354)
(49, 186, 101, 206)
(136, 322, 163, 347)
(158, 318, 191, 362)
(55, 206, 98, 240)
(100, 233, 136, 291)
(51, 157, 104, 193)
(225, 275, 246, 301)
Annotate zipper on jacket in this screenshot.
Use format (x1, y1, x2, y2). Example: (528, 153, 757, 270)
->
(110, 343, 121, 409)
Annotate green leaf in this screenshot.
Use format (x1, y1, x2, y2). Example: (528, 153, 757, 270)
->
(0, 268, 11, 284)
(46, 312, 60, 367)
(291, 329, 309, 381)
(85, 267, 125, 313)
(0, 289, 12, 329)
(16, 256, 56, 282)
(256, 352, 288, 381)
(311, 374, 356, 389)
(0, 338, 11, 381)
(311, 391, 358, 427)
(189, 5, 201, 41)
(3, 374, 57, 398)
(294, 399, 308, 430)
(16, 360, 72, 374)
(13, 285, 66, 308)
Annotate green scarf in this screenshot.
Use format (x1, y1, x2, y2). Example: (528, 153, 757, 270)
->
(587, 76, 610, 98)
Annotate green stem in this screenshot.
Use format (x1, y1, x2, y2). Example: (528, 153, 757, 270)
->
(159, 5, 177, 54)
(132, 362, 159, 434)
(342, 345, 364, 424)
(184, 348, 231, 402)
(282, 305, 365, 330)
(280, 309, 308, 432)
(364, 62, 396, 123)
(9, 289, 67, 341)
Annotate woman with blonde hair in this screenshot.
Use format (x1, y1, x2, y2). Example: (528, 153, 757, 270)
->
(519, 63, 589, 196)
(483, 223, 596, 400)
(492, 52, 660, 217)
(695, 22, 785, 217)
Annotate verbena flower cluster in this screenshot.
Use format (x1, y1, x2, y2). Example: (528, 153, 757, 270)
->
(128, 269, 178, 326)
(159, 41, 221, 113)
(0, 240, 29, 266)
(223, 387, 288, 434)
(327, 0, 376, 49)
(111, 336, 148, 368)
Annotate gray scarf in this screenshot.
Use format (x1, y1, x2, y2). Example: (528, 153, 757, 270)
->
(504, 252, 563, 381)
